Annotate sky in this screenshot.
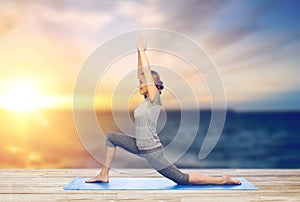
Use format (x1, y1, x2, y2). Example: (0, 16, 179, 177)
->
(0, 0, 300, 111)
(0, 0, 300, 168)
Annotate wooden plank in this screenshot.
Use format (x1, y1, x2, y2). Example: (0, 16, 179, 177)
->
(0, 169, 299, 201)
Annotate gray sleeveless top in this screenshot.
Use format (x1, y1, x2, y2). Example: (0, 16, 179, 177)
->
(134, 91, 162, 150)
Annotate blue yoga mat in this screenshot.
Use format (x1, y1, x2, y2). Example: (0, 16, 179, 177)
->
(64, 177, 258, 190)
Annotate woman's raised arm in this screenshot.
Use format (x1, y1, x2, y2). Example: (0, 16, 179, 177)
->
(137, 37, 158, 101)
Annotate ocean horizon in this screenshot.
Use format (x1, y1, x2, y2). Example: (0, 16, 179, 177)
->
(96, 109, 300, 168)
(1, 109, 299, 168)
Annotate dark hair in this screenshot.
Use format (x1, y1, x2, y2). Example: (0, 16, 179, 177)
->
(151, 70, 164, 90)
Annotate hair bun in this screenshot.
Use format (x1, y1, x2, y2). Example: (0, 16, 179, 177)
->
(155, 80, 164, 90)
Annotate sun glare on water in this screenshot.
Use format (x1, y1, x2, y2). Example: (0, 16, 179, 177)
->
(0, 79, 51, 113)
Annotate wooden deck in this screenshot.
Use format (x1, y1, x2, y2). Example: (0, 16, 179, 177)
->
(0, 169, 299, 201)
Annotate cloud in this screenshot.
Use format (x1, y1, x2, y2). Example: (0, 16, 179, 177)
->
(40, 0, 118, 12)
(1, 0, 300, 112)
(217, 31, 300, 75)
(200, 0, 284, 53)
(117, 1, 165, 26)
(26, 2, 113, 38)
(0, 1, 26, 34)
(158, 0, 230, 32)
(203, 25, 260, 54)
(192, 0, 300, 79)
(0, 1, 115, 96)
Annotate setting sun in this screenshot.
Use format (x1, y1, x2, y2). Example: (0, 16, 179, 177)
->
(0, 79, 51, 112)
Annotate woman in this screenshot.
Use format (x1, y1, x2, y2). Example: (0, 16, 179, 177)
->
(86, 37, 241, 185)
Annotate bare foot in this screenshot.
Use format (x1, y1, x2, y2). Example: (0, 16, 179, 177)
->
(221, 174, 241, 185)
(85, 174, 109, 183)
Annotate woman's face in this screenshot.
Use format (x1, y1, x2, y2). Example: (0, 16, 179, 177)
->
(138, 74, 160, 95)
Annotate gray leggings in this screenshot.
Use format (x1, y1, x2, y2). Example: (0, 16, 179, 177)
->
(106, 132, 189, 185)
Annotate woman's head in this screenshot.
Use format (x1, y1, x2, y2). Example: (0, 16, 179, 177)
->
(139, 70, 164, 96)
(151, 70, 164, 91)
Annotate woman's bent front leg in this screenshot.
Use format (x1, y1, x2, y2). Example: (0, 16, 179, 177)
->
(85, 146, 115, 183)
(86, 132, 140, 183)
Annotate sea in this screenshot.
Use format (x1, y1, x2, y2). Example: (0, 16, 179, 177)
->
(1, 109, 300, 168)
(160, 110, 300, 168)
(96, 109, 300, 169)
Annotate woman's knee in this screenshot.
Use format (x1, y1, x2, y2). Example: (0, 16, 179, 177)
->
(105, 132, 116, 147)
